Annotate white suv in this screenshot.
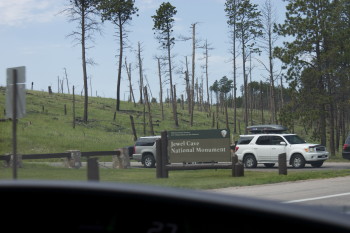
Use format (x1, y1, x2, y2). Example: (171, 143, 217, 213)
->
(235, 133, 329, 168)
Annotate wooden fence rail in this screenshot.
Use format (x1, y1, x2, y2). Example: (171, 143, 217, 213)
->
(0, 151, 119, 161)
(0, 150, 128, 169)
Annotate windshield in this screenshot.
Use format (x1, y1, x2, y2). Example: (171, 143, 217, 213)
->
(283, 135, 307, 144)
(1, 0, 350, 224)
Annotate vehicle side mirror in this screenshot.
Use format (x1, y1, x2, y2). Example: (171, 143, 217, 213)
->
(280, 142, 286, 146)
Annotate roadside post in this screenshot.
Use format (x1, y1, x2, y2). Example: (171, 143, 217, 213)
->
(161, 131, 168, 178)
(156, 138, 163, 178)
(231, 153, 238, 177)
(278, 153, 287, 175)
(234, 163, 244, 177)
(87, 157, 100, 181)
(6, 66, 26, 180)
(232, 153, 244, 177)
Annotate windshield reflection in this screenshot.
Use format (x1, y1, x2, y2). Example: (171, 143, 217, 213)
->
(283, 135, 307, 144)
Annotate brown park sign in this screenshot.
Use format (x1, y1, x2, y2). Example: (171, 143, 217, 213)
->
(167, 129, 231, 163)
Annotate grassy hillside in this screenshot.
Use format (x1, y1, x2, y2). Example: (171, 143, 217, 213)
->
(0, 87, 241, 155)
(0, 86, 328, 157)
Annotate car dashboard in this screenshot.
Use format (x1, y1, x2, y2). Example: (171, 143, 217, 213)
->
(0, 180, 349, 233)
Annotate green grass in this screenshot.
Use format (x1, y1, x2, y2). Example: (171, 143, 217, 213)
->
(1, 163, 350, 190)
(0, 89, 234, 156)
(1, 88, 350, 189)
(1, 88, 347, 157)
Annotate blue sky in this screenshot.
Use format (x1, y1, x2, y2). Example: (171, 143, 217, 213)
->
(0, 0, 287, 101)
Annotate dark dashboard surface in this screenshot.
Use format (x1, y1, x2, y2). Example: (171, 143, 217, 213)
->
(0, 180, 349, 233)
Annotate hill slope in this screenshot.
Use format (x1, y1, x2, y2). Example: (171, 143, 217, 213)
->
(0, 88, 241, 155)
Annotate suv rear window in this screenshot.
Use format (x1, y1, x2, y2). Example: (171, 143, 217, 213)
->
(237, 136, 254, 145)
(345, 133, 350, 144)
(256, 136, 270, 145)
(135, 139, 156, 146)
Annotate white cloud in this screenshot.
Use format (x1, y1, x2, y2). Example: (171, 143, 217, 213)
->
(137, 0, 162, 12)
(0, 0, 64, 26)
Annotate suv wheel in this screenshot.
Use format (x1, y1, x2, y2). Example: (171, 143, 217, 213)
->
(143, 154, 156, 168)
(291, 154, 305, 168)
(243, 154, 257, 168)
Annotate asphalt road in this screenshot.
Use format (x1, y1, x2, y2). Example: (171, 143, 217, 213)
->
(130, 161, 350, 215)
(128, 161, 350, 170)
(53, 160, 350, 214)
(208, 174, 350, 215)
(245, 161, 350, 171)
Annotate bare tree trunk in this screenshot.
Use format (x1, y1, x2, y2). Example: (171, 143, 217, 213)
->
(143, 102, 146, 135)
(81, 11, 88, 122)
(138, 42, 144, 104)
(260, 81, 264, 124)
(204, 40, 211, 113)
(280, 75, 284, 110)
(116, 19, 123, 111)
(157, 58, 164, 120)
(173, 85, 178, 127)
(190, 23, 197, 127)
(249, 52, 253, 126)
(185, 57, 191, 114)
(64, 68, 70, 94)
(125, 59, 136, 106)
(166, 31, 178, 126)
(60, 78, 64, 94)
(225, 100, 229, 130)
(242, 37, 248, 132)
(144, 86, 154, 135)
(262, 0, 277, 124)
(72, 86, 75, 129)
(216, 99, 219, 129)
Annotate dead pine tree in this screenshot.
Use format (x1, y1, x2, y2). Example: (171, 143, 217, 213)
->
(260, 0, 279, 124)
(190, 22, 200, 127)
(144, 86, 154, 135)
(201, 39, 214, 114)
(63, 67, 70, 94)
(184, 57, 191, 115)
(156, 57, 165, 120)
(137, 42, 144, 104)
(152, 2, 178, 126)
(95, 0, 139, 111)
(125, 57, 136, 106)
(64, 0, 101, 122)
(173, 84, 179, 127)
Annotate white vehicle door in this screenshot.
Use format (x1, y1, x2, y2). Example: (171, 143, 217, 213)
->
(254, 136, 273, 162)
(270, 136, 287, 162)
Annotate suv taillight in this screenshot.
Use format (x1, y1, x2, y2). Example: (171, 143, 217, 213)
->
(133, 145, 136, 154)
(235, 146, 239, 152)
(343, 144, 349, 150)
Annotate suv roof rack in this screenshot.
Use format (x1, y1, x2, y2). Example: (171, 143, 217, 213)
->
(247, 125, 288, 134)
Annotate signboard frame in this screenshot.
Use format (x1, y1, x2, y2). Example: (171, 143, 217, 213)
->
(6, 66, 26, 119)
(167, 129, 231, 163)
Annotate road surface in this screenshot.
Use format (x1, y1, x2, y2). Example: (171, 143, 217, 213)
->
(242, 161, 350, 171)
(208, 175, 350, 215)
